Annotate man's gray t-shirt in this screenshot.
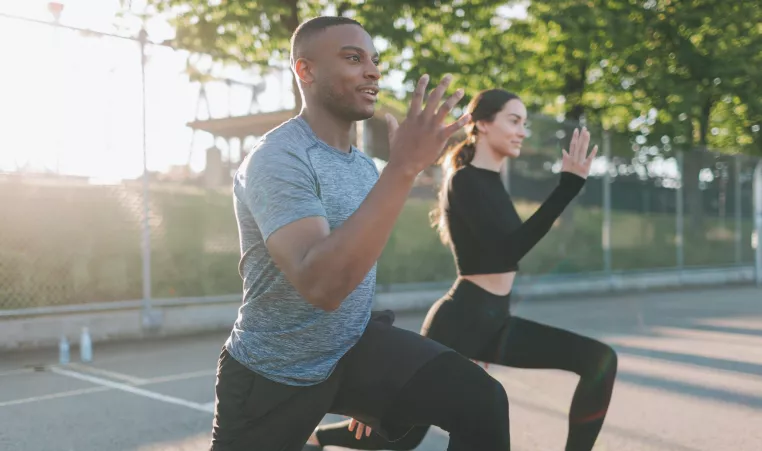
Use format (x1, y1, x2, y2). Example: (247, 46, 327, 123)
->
(225, 116, 380, 386)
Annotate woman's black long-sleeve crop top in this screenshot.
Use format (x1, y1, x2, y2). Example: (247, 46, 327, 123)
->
(444, 164, 586, 276)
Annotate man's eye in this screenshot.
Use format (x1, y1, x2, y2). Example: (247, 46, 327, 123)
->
(348, 55, 361, 62)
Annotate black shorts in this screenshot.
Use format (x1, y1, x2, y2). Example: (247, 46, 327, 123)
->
(210, 310, 453, 451)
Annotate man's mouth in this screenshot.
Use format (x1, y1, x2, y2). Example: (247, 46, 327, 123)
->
(359, 86, 379, 101)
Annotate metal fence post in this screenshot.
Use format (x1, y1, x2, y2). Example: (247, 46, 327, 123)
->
(676, 151, 685, 270)
(754, 160, 762, 286)
(139, 28, 159, 329)
(602, 130, 612, 277)
(735, 155, 743, 264)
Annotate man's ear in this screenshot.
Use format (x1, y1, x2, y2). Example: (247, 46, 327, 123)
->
(294, 58, 315, 85)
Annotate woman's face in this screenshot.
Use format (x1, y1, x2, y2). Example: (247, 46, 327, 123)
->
(477, 99, 528, 159)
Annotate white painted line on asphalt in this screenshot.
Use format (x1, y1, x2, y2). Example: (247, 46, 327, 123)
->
(138, 369, 215, 385)
(0, 386, 110, 408)
(50, 367, 214, 414)
(201, 401, 215, 411)
(67, 362, 148, 385)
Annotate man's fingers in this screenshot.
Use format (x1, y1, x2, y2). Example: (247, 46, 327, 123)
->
(434, 88, 464, 123)
(423, 74, 453, 117)
(348, 418, 357, 431)
(366, 426, 372, 437)
(385, 113, 399, 141)
(407, 74, 429, 119)
(442, 113, 471, 138)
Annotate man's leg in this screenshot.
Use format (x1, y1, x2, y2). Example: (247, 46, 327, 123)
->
(381, 351, 510, 451)
(331, 320, 511, 451)
(210, 347, 341, 451)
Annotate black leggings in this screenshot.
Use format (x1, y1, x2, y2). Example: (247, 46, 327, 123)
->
(382, 351, 511, 451)
(316, 279, 618, 451)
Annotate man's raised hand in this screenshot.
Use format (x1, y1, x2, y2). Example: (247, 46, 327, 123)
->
(386, 74, 470, 177)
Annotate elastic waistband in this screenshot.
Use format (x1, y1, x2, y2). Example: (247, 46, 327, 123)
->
(447, 278, 512, 305)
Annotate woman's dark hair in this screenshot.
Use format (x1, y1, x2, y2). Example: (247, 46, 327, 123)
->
(429, 88, 521, 245)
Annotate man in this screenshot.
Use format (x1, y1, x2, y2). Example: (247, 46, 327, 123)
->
(210, 16, 512, 451)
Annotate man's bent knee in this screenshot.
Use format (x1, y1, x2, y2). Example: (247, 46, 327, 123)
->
(455, 366, 511, 450)
(481, 376, 511, 448)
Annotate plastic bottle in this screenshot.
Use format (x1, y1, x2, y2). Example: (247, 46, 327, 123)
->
(59, 335, 70, 365)
(80, 327, 92, 363)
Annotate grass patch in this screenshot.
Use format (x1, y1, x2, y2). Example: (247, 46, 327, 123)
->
(0, 180, 754, 309)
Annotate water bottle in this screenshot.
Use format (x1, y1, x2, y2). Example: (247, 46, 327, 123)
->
(59, 335, 70, 365)
(80, 327, 92, 363)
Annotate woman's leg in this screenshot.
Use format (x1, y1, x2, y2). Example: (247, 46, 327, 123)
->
(486, 317, 618, 451)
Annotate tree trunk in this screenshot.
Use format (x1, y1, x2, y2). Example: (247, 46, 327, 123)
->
(557, 60, 588, 263)
(563, 60, 588, 123)
(683, 98, 714, 234)
(337, 2, 352, 16)
(682, 148, 705, 233)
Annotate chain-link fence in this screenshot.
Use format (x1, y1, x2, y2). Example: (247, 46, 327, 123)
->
(1, 13, 761, 315)
(0, 14, 251, 314)
(376, 115, 762, 288)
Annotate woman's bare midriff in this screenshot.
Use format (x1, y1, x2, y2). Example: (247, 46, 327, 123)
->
(461, 272, 516, 296)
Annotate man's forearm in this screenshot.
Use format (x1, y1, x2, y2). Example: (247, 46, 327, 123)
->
(300, 164, 417, 310)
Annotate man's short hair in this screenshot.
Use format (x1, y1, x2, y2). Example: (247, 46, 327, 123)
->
(290, 16, 363, 66)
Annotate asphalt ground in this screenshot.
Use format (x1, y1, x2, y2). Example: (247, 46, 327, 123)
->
(2, 285, 762, 450)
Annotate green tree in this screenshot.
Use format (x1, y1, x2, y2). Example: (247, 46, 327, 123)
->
(598, 0, 762, 228)
(147, 0, 507, 112)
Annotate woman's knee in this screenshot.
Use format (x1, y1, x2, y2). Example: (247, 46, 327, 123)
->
(580, 340, 618, 381)
(598, 343, 618, 377)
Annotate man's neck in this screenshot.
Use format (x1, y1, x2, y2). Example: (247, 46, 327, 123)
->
(300, 106, 354, 152)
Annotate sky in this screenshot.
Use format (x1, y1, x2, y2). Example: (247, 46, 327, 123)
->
(0, 0, 539, 182)
(0, 0, 316, 181)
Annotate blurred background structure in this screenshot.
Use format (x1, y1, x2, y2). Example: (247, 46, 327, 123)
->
(1, 0, 761, 340)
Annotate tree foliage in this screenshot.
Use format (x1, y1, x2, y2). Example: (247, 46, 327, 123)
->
(145, 0, 762, 155)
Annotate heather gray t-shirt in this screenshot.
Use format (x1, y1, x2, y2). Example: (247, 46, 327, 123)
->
(225, 116, 380, 386)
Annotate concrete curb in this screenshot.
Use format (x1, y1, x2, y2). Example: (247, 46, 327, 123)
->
(374, 265, 758, 311)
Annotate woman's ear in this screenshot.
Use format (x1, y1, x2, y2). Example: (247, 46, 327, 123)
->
(475, 119, 488, 135)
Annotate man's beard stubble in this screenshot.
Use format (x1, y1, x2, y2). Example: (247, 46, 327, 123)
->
(315, 78, 374, 122)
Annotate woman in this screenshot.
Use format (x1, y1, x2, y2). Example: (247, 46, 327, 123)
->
(306, 89, 618, 451)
